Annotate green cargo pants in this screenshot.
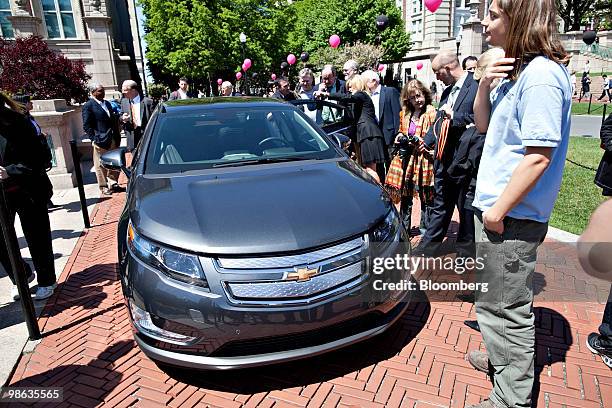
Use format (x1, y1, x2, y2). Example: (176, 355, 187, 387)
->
(474, 212, 548, 408)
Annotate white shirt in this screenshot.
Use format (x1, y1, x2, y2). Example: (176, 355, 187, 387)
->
(370, 84, 382, 122)
(448, 72, 468, 108)
(94, 97, 110, 117)
(178, 89, 188, 99)
(130, 94, 141, 127)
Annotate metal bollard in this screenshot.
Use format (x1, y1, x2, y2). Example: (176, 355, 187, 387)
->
(588, 94, 593, 114)
(603, 103, 608, 125)
(0, 185, 41, 340)
(69, 140, 91, 229)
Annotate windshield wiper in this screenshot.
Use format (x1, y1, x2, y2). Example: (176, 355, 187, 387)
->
(212, 156, 314, 168)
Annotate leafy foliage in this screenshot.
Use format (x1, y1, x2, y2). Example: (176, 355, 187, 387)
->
(288, 0, 409, 61)
(0, 36, 90, 102)
(141, 0, 296, 87)
(141, 0, 410, 87)
(310, 42, 385, 73)
(556, 0, 611, 32)
(147, 83, 168, 101)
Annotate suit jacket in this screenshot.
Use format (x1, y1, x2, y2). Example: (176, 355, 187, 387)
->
(595, 113, 612, 191)
(313, 79, 346, 95)
(82, 98, 120, 150)
(120, 95, 155, 151)
(447, 126, 486, 188)
(377, 85, 401, 147)
(423, 72, 478, 169)
(169, 90, 197, 100)
(0, 107, 53, 200)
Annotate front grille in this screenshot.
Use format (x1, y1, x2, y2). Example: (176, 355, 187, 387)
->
(208, 311, 386, 358)
(216, 237, 363, 269)
(226, 261, 363, 300)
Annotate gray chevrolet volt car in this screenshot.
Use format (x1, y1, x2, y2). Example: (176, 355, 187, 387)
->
(101, 97, 411, 370)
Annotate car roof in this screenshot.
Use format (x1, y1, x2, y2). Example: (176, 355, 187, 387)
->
(161, 97, 290, 115)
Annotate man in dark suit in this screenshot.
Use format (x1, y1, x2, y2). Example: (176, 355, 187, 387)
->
(313, 65, 346, 95)
(362, 69, 400, 181)
(417, 50, 478, 256)
(169, 77, 197, 100)
(120, 80, 155, 151)
(82, 84, 121, 196)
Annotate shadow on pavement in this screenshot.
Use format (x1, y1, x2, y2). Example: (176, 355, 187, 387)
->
(7, 339, 132, 404)
(533, 307, 573, 408)
(39, 262, 119, 319)
(161, 295, 430, 394)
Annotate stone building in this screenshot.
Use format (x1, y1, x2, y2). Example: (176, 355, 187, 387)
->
(1, 0, 146, 96)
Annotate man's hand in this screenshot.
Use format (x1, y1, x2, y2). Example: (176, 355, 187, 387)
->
(440, 104, 453, 120)
(0, 166, 8, 180)
(483, 208, 505, 234)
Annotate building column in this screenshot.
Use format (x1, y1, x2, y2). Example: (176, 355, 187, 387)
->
(82, 11, 119, 95)
(7, 0, 44, 37)
(460, 0, 486, 57)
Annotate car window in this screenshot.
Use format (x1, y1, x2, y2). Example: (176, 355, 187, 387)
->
(144, 106, 337, 173)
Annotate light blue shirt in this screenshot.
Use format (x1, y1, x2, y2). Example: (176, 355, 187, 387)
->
(473, 56, 572, 223)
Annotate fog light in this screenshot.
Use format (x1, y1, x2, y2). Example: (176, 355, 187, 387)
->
(129, 301, 197, 345)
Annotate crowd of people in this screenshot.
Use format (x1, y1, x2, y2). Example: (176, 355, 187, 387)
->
(1, 0, 611, 405)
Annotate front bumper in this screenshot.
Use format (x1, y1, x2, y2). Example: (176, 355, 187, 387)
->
(123, 236, 411, 370)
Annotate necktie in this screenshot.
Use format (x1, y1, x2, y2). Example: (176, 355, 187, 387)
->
(449, 86, 460, 108)
(130, 100, 139, 127)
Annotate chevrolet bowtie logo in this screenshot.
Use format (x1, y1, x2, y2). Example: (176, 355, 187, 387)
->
(286, 266, 320, 282)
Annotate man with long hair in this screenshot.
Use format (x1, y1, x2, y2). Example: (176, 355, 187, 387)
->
(469, 1, 572, 407)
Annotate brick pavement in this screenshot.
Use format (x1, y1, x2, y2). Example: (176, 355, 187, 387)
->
(5, 187, 611, 408)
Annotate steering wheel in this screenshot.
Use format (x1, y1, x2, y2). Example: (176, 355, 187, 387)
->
(258, 137, 290, 149)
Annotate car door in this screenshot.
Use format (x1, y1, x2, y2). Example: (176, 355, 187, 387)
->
(290, 99, 354, 150)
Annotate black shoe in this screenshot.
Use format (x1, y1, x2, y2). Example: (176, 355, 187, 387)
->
(110, 183, 125, 193)
(457, 293, 475, 303)
(586, 333, 612, 368)
(464, 320, 480, 332)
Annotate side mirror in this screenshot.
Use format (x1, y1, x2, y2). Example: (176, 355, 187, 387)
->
(329, 131, 351, 151)
(100, 148, 131, 178)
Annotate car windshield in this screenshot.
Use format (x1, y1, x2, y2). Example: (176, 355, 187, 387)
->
(145, 105, 337, 174)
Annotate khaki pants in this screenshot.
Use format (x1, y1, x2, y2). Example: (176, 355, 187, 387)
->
(474, 212, 548, 408)
(92, 142, 120, 189)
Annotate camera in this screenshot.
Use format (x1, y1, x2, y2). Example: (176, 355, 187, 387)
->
(396, 134, 419, 147)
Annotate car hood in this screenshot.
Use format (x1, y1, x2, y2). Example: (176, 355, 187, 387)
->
(129, 159, 390, 255)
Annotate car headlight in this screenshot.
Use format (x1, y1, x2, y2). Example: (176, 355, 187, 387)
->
(127, 222, 208, 288)
(370, 210, 401, 243)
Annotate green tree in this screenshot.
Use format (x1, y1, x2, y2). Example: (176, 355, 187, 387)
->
(556, 0, 611, 32)
(141, 0, 295, 87)
(288, 0, 410, 61)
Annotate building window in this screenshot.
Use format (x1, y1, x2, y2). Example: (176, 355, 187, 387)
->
(42, 0, 76, 38)
(0, 0, 14, 38)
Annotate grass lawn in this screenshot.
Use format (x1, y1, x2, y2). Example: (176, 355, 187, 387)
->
(571, 100, 609, 115)
(549, 136, 607, 235)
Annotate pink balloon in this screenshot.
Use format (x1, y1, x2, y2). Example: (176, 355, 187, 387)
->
(377, 64, 385, 72)
(242, 63, 247, 71)
(271, 73, 277, 80)
(424, 0, 443, 13)
(416, 62, 424, 70)
(287, 54, 296, 65)
(217, 78, 223, 85)
(243, 58, 252, 70)
(236, 72, 242, 80)
(329, 34, 341, 48)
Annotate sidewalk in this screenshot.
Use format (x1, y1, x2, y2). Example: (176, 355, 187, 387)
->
(0, 162, 100, 387)
(570, 114, 606, 137)
(2, 183, 610, 406)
